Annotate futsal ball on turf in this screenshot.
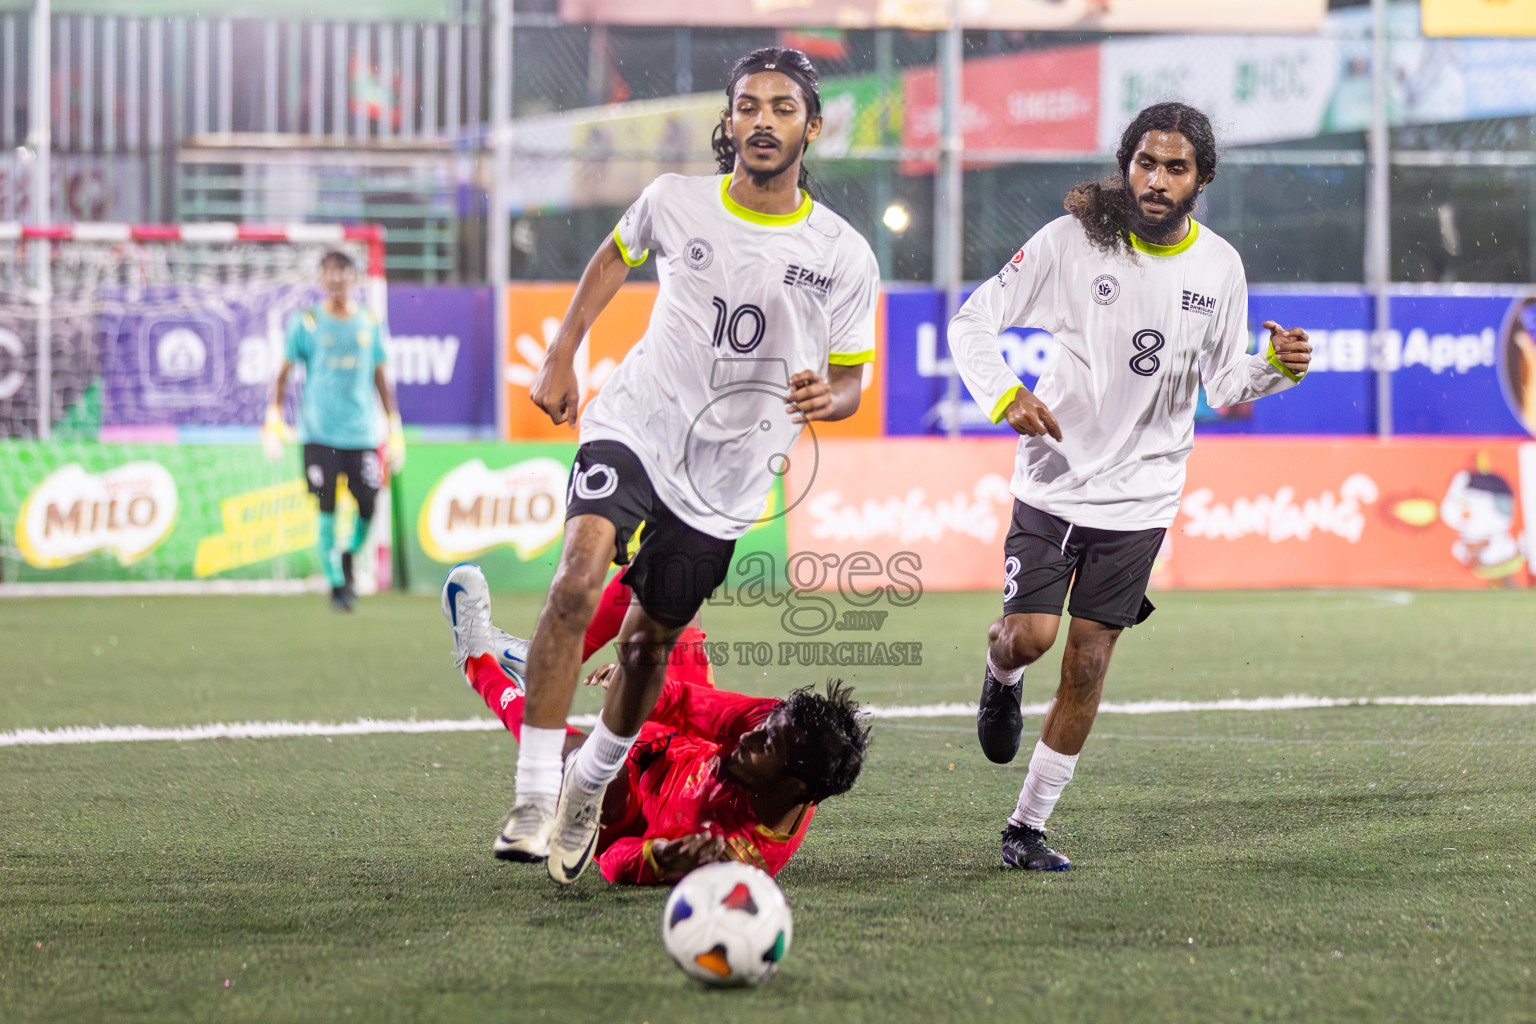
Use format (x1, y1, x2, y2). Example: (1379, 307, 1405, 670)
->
(661, 861, 792, 987)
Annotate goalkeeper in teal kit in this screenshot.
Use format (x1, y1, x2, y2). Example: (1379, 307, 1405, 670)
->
(266, 250, 406, 611)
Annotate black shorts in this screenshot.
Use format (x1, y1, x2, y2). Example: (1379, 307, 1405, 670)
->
(566, 440, 735, 629)
(1001, 500, 1163, 628)
(303, 444, 382, 518)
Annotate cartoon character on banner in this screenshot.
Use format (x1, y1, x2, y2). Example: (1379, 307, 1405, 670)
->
(1439, 456, 1526, 586)
(1499, 298, 1536, 434)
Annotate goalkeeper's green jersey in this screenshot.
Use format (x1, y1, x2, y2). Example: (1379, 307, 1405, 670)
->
(284, 304, 388, 450)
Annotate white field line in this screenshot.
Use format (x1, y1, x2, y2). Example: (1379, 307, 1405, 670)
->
(872, 692, 1536, 719)
(0, 579, 326, 598)
(2, 692, 1535, 749)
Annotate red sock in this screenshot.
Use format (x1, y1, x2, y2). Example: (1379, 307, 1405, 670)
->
(583, 567, 632, 660)
(464, 654, 582, 740)
(669, 626, 714, 688)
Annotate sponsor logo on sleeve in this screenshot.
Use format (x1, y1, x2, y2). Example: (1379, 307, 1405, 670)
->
(997, 246, 1028, 287)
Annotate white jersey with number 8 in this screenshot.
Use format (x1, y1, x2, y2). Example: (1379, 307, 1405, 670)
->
(580, 173, 880, 540)
(949, 215, 1303, 532)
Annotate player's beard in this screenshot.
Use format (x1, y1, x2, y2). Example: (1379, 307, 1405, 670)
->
(734, 127, 808, 187)
(1130, 187, 1198, 242)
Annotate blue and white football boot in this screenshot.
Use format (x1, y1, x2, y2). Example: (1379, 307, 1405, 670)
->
(441, 562, 497, 674)
(441, 562, 554, 863)
(488, 626, 530, 692)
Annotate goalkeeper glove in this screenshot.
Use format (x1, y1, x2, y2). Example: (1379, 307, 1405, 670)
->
(262, 404, 293, 463)
(387, 412, 406, 473)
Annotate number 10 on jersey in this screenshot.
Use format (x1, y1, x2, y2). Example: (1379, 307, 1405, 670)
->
(711, 297, 767, 354)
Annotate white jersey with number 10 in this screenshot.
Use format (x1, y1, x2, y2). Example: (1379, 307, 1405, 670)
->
(580, 172, 880, 541)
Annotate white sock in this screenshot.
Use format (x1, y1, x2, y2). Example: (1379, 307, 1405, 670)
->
(1008, 740, 1079, 830)
(988, 651, 1024, 687)
(514, 725, 566, 804)
(570, 718, 637, 797)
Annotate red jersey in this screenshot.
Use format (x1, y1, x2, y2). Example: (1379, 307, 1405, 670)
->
(595, 680, 815, 885)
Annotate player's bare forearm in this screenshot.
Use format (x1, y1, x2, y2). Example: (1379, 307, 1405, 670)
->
(373, 365, 398, 418)
(270, 362, 293, 408)
(553, 237, 631, 358)
(531, 238, 630, 425)
(786, 364, 862, 423)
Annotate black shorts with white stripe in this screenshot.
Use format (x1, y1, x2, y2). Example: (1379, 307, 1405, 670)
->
(1000, 500, 1163, 628)
(565, 440, 735, 629)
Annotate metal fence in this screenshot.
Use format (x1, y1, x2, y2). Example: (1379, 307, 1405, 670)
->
(1, 1, 1534, 290)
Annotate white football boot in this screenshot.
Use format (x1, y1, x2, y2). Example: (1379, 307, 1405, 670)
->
(546, 753, 605, 884)
(441, 563, 554, 861)
(441, 562, 497, 673)
(488, 627, 530, 692)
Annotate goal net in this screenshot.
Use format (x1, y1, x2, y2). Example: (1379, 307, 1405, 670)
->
(0, 223, 385, 440)
(0, 223, 393, 593)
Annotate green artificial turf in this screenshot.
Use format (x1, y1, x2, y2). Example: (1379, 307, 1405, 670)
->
(2, 589, 1535, 1022)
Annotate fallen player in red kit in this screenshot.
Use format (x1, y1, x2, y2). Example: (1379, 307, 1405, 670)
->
(440, 563, 868, 884)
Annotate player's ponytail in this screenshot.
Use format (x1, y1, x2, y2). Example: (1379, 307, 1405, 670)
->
(1064, 177, 1139, 256)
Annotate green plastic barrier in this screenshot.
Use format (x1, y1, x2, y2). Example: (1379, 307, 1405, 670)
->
(0, 442, 322, 583)
(395, 443, 788, 594)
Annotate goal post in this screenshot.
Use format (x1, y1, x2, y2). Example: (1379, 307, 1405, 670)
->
(0, 222, 394, 595)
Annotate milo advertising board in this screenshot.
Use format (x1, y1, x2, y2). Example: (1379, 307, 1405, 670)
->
(396, 443, 789, 593)
(0, 443, 326, 583)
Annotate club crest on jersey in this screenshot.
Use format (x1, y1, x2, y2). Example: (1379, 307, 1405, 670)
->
(1182, 289, 1216, 317)
(783, 264, 832, 300)
(684, 237, 714, 271)
(1092, 274, 1120, 305)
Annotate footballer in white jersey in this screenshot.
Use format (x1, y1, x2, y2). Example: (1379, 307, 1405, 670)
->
(494, 46, 879, 885)
(585, 170, 879, 538)
(949, 103, 1312, 873)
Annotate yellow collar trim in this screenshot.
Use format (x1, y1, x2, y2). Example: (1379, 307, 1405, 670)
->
(1130, 218, 1200, 257)
(720, 174, 813, 227)
(752, 804, 811, 842)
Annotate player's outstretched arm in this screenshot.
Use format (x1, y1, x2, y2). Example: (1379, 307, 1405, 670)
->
(598, 832, 729, 885)
(530, 236, 631, 427)
(785, 364, 862, 423)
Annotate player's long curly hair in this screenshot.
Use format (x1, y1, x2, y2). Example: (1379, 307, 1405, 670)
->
(712, 46, 822, 194)
(1065, 102, 1218, 256)
(781, 679, 869, 804)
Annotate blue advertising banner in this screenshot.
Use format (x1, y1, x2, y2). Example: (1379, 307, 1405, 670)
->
(385, 286, 496, 430)
(99, 283, 312, 429)
(95, 285, 495, 433)
(884, 286, 1535, 438)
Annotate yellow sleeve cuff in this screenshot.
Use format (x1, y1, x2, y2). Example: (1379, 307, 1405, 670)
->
(1265, 340, 1305, 383)
(612, 226, 649, 268)
(989, 385, 1023, 424)
(641, 839, 662, 879)
(828, 349, 875, 367)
